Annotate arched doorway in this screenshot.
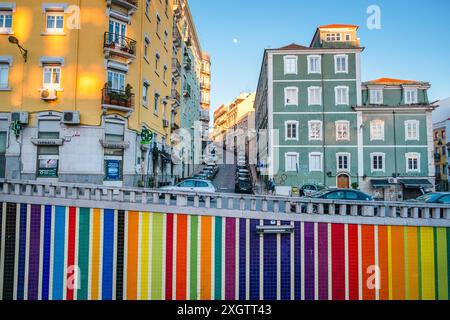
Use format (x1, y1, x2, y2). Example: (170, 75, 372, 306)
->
(337, 174, 350, 189)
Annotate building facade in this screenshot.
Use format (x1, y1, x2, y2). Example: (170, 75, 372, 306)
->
(255, 25, 435, 199)
(433, 123, 448, 191)
(0, 0, 207, 187)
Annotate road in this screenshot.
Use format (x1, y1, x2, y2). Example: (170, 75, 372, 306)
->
(211, 149, 236, 193)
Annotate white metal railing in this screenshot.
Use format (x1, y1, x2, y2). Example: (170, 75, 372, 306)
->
(0, 179, 449, 226)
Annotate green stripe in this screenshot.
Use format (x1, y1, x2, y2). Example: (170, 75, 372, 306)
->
(447, 228, 450, 300)
(151, 213, 164, 300)
(214, 217, 222, 300)
(436, 228, 449, 300)
(404, 227, 409, 300)
(77, 208, 90, 300)
(190, 216, 198, 300)
(417, 227, 422, 300)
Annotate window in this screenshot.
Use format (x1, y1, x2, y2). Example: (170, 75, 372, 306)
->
(307, 55, 321, 74)
(144, 37, 150, 60)
(155, 52, 160, 73)
(369, 89, 383, 104)
(308, 87, 322, 106)
(406, 153, 420, 172)
(405, 120, 419, 141)
(337, 153, 350, 172)
(156, 14, 161, 35)
(163, 64, 168, 81)
(285, 121, 298, 141)
(370, 120, 384, 141)
(43, 65, 61, 89)
(143, 82, 149, 106)
(371, 153, 385, 172)
(108, 19, 126, 44)
(326, 33, 341, 41)
(404, 89, 418, 104)
(309, 153, 323, 172)
(284, 87, 298, 106)
(0, 63, 9, 89)
(283, 56, 297, 75)
(0, 10, 13, 32)
(164, 30, 168, 46)
(104, 120, 125, 181)
(334, 55, 348, 73)
(336, 121, 350, 141)
(308, 121, 322, 141)
(46, 12, 64, 33)
(107, 70, 125, 91)
(285, 152, 299, 172)
(145, 0, 150, 16)
(335, 86, 349, 105)
(345, 33, 351, 41)
(37, 120, 61, 178)
(154, 92, 160, 114)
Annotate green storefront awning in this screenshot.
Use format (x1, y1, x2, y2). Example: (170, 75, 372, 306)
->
(371, 179, 393, 188)
(399, 179, 433, 188)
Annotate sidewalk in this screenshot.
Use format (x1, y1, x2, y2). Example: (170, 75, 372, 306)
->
(249, 165, 266, 195)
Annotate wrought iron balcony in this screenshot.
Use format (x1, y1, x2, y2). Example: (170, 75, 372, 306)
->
(171, 88, 180, 106)
(183, 56, 192, 70)
(173, 25, 182, 48)
(173, 0, 182, 21)
(172, 57, 181, 79)
(183, 84, 191, 98)
(104, 32, 137, 62)
(102, 86, 135, 113)
(321, 40, 361, 49)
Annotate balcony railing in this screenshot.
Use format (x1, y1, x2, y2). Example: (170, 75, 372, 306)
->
(435, 154, 441, 162)
(104, 32, 137, 61)
(102, 86, 135, 112)
(171, 88, 181, 105)
(321, 40, 361, 49)
(201, 82, 210, 90)
(173, 25, 182, 48)
(172, 58, 181, 79)
(183, 84, 191, 98)
(183, 56, 192, 70)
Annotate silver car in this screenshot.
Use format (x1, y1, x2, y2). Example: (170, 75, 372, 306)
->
(160, 179, 216, 194)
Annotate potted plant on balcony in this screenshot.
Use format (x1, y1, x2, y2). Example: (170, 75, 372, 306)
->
(124, 84, 133, 108)
(104, 82, 112, 105)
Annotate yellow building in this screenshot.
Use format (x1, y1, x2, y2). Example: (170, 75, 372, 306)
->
(433, 124, 448, 191)
(0, 0, 205, 187)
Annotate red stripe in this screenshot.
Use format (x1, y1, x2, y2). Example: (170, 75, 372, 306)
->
(348, 224, 359, 300)
(332, 224, 345, 300)
(165, 214, 174, 300)
(66, 207, 76, 300)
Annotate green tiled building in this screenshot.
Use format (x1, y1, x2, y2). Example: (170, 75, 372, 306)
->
(255, 25, 435, 200)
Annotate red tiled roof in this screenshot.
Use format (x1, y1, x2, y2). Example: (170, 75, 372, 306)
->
(365, 78, 425, 85)
(277, 43, 309, 50)
(319, 24, 359, 29)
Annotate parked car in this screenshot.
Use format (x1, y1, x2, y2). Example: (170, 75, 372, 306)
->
(300, 184, 328, 196)
(409, 192, 450, 204)
(203, 167, 217, 180)
(160, 179, 216, 193)
(235, 178, 253, 194)
(301, 189, 374, 214)
(193, 173, 210, 181)
(237, 165, 248, 171)
(206, 164, 219, 175)
(237, 173, 251, 180)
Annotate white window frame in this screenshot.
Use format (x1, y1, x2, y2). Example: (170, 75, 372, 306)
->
(307, 55, 321, 74)
(142, 81, 149, 107)
(45, 11, 65, 34)
(285, 152, 299, 172)
(335, 120, 350, 141)
(335, 86, 349, 105)
(370, 152, 385, 173)
(308, 120, 322, 141)
(283, 55, 298, 75)
(308, 86, 322, 106)
(285, 120, 299, 141)
(404, 88, 418, 104)
(370, 120, 385, 141)
(406, 152, 421, 173)
(43, 64, 61, 89)
(369, 89, 383, 104)
(284, 86, 298, 106)
(0, 10, 13, 33)
(334, 54, 348, 73)
(405, 120, 420, 141)
(309, 152, 323, 172)
(0, 62, 10, 90)
(336, 152, 351, 172)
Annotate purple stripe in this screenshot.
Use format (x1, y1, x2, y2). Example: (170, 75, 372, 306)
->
(263, 220, 277, 300)
(28, 204, 41, 300)
(304, 222, 315, 300)
(318, 223, 328, 300)
(249, 220, 260, 300)
(294, 222, 301, 300)
(280, 221, 291, 300)
(238, 219, 246, 300)
(225, 217, 236, 300)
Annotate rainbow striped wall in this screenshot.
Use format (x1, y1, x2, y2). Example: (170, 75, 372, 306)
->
(0, 202, 449, 300)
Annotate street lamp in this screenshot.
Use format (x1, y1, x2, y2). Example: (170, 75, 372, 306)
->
(8, 36, 28, 62)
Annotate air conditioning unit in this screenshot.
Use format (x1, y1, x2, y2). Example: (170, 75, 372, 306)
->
(40, 88, 57, 101)
(388, 178, 398, 184)
(11, 112, 29, 125)
(62, 111, 80, 125)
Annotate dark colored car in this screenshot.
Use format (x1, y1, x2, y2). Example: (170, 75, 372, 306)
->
(300, 184, 328, 196)
(235, 178, 253, 194)
(301, 189, 374, 214)
(410, 192, 450, 204)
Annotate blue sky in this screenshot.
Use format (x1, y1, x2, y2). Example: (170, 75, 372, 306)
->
(188, 0, 450, 116)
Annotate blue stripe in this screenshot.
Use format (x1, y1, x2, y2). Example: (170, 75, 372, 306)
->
(239, 219, 246, 300)
(41, 205, 52, 300)
(52, 206, 66, 300)
(263, 220, 277, 300)
(294, 222, 301, 300)
(16, 204, 27, 300)
(280, 221, 291, 300)
(249, 219, 260, 300)
(102, 209, 114, 300)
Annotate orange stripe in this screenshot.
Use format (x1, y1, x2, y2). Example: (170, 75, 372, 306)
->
(126, 211, 139, 300)
(200, 216, 212, 299)
(391, 226, 405, 300)
(361, 225, 375, 300)
(176, 215, 188, 300)
(90, 208, 101, 300)
(378, 226, 389, 300)
(406, 227, 419, 300)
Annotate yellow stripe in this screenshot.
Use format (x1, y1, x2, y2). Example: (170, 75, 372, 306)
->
(140, 212, 150, 300)
(387, 226, 393, 300)
(420, 227, 435, 300)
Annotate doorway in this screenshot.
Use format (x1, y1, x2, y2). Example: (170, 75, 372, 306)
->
(337, 174, 350, 189)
